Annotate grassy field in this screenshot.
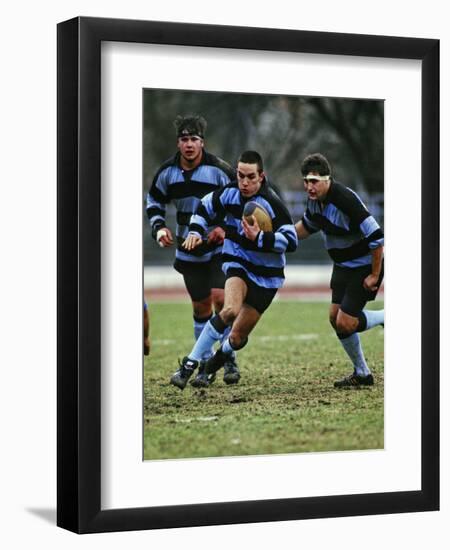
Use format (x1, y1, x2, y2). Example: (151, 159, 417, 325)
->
(144, 299, 384, 460)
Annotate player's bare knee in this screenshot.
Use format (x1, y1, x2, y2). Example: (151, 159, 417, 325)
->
(220, 305, 238, 326)
(335, 317, 355, 335)
(229, 332, 248, 350)
(193, 297, 212, 319)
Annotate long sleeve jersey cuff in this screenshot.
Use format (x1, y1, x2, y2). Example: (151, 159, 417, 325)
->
(188, 223, 206, 237)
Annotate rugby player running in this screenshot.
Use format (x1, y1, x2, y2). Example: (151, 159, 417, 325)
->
(170, 150, 298, 389)
(146, 115, 239, 385)
(295, 153, 384, 387)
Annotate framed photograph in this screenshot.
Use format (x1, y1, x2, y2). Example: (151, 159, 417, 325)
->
(57, 16, 439, 533)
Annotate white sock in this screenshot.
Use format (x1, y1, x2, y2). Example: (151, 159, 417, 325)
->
(339, 333, 371, 376)
(362, 309, 384, 331)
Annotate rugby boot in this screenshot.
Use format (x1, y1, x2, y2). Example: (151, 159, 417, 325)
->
(190, 361, 217, 388)
(204, 347, 231, 375)
(223, 359, 241, 385)
(334, 370, 374, 388)
(170, 357, 198, 390)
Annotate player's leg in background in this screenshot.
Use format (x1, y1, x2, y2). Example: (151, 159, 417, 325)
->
(183, 267, 216, 358)
(190, 286, 230, 387)
(211, 287, 224, 314)
(192, 295, 213, 354)
(329, 303, 370, 376)
(209, 256, 226, 334)
(170, 277, 247, 389)
(144, 302, 150, 356)
(333, 305, 376, 386)
(169, 267, 215, 389)
(329, 266, 377, 386)
(329, 302, 366, 376)
(332, 281, 384, 386)
(329, 268, 367, 379)
(189, 288, 224, 387)
(334, 307, 371, 373)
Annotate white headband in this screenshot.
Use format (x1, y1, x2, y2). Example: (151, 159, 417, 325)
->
(304, 175, 330, 182)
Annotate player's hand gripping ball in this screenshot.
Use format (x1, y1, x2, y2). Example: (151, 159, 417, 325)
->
(242, 201, 273, 232)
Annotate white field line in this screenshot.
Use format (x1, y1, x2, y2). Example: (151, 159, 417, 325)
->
(174, 416, 219, 424)
(258, 334, 318, 342)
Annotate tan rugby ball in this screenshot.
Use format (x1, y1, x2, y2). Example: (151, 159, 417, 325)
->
(242, 201, 273, 232)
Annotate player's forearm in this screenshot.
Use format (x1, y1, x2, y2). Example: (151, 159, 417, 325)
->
(146, 192, 167, 238)
(295, 220, 311, 240)
(256, 227, 298, 253)
(370, 245, 384, 277)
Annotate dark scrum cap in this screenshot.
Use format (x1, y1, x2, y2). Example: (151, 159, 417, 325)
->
(174, 115, 207, 139)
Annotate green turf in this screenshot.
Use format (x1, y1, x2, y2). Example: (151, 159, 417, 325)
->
(144, 299, 384, 460)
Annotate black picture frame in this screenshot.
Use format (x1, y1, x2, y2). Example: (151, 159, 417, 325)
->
(57, 16, 439, 534)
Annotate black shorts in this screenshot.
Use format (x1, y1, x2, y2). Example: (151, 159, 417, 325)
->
(331, 262, 384, 317)
(226, 268, 278, 314)
(174, 256, 225, 302)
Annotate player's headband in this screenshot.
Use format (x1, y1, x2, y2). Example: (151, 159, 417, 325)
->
(304, 175, 330, 182)
(177, 129, 204, 139)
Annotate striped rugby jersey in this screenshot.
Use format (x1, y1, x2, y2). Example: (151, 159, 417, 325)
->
(146, 151, 234, 264)
(301, 180, 384, 268)
(189, 180, 298, 289)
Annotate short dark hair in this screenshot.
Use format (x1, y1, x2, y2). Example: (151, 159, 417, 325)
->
(238, 150, 264, 172)
(173, 115, 207, 138)
(301, 153, 331, 177)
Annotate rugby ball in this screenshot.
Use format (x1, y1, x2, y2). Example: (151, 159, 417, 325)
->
(242, 201, 273, 232)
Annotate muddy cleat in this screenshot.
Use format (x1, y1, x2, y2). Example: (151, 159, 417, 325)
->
(204, 347, 231, 375)
(190, 361, 216, 388)
(223, 360, 241, 385)
(170, 357, 198, 390)
(334, 370, 374, 388)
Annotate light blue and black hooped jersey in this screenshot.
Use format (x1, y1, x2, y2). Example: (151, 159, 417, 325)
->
(301, 181, 384, 268)
(189, 180, 298, 289)
(146, 151, 234, 264)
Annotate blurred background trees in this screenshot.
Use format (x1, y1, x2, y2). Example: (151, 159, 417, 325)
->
(143, 89, 384, 265)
